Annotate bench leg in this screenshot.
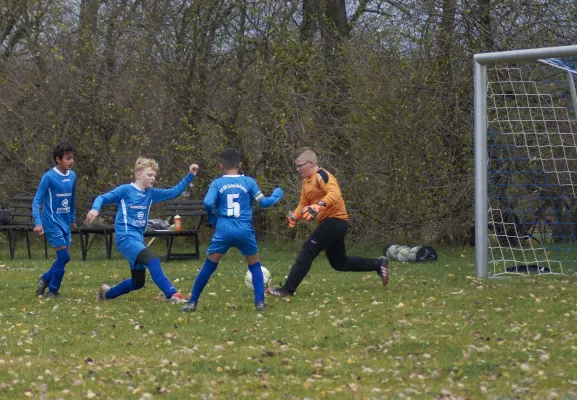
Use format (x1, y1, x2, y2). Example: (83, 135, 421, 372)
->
(166, 236, 175, 262)
(87, 234, 97, 252)
(44, 235, 48, 259)
(8, 231, 16, 260)
(25, 232, 31, 258)
(105, 233, 113, 259)
(194, 233, 200, 259)
(80, 233, 88, 261)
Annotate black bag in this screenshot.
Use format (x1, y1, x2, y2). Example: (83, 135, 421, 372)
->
(0, 206, 11, 226)
(146, 219, 170, 232)
(415, 246, 438, 262)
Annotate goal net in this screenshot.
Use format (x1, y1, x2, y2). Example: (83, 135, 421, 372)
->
(475, 46, 577, 277)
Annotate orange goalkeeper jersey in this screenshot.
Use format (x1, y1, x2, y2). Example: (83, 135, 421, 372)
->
(294, 168, 348, 222)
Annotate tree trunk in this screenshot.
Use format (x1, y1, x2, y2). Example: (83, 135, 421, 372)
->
(477, 0, 493, 51)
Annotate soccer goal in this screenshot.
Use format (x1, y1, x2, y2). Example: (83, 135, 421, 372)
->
(474, 45, 577, 278)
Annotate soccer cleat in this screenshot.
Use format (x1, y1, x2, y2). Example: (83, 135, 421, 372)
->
(35, 276, 48, 296)
(266, 287, 294, 297)
(169, 292, 187, 304)
(255, 302, 266, 312)
(95, 284, 110, 301)
(44, 290, 62, 298)
(181, 301, 198, 312)
(378, 256, 389, 286)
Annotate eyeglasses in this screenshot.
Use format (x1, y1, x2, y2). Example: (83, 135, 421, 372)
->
(295, 160, 311, 170)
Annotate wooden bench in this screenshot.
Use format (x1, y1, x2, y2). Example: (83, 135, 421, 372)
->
(144, 199, 205, 261)
(77, 197, 205, 261)
(0, 195, 48, 260)
(77, 197, 116, 261)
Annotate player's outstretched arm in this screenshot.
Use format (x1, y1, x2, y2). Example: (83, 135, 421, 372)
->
(151, 164, 198, 203)
(91, 186, 127, 213)
(258, 187, 284, 208)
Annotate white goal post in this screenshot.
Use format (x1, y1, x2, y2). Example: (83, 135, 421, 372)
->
(474, 45, 577, 278)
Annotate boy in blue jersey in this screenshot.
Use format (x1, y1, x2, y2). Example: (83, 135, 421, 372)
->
(87, 157, 199, 303)
(182, 148, 283, 313)
(34, 142, 77, 298)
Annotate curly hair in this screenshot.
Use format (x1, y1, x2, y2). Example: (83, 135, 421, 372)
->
(134, 157, 159, 173)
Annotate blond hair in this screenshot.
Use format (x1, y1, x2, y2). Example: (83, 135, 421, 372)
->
(294, 147, 317, 165)
(134, 157, 159, 173)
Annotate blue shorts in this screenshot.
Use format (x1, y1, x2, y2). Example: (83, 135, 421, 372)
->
(45, 229, 72, 248)
(116, 236, 148, 270)
(207, 219, 258, 256)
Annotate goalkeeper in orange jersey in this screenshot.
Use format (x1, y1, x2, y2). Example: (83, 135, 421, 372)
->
(266, 147, 389, 297)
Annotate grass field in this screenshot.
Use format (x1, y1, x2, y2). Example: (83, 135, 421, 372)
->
(0, 237, 577, 399)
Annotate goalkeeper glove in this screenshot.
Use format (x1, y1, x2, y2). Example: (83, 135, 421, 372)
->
(301, 204, 324, 221)
(286, 211, 296, 228)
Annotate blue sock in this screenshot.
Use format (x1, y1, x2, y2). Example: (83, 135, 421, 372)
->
(190, 258, 218, 303)
(47, 249, 70, 292)
(147, 258, 177, 298)
(106, 278, 143, 299)
(41, 265, 54, 283)
(248, 262, 265, 304)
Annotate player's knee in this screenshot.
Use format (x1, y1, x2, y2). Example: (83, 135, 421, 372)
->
(295, 250, 311, 264)
(136, 248, 155, 266)
(131, 279, 145, 290)
(296, 242, 319, 262)
(207, 253, 222, 263)
(57, 249, 71, 264)
(329, 261, 347, 271)
(131, 269, 146, 289)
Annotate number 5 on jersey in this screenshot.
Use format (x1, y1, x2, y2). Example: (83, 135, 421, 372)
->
(227, 193, 240, 217)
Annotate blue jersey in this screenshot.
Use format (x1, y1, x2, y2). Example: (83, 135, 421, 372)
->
(204, 175, 264, 222)
(32, 167, 77, 233)
(92, 173, 194, 242)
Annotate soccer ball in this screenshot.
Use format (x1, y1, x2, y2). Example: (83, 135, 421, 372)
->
(244, 266, 272, 290)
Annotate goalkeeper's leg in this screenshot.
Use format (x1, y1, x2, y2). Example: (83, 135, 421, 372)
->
(325, 222, 389, 286)
(326, 238, 381, 272)
(268, 222, 335, 295)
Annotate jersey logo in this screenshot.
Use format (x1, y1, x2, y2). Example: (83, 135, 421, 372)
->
(137, 211, 145, 219)
(219, 183, 248, 193)
(56, 198, 71, 214)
